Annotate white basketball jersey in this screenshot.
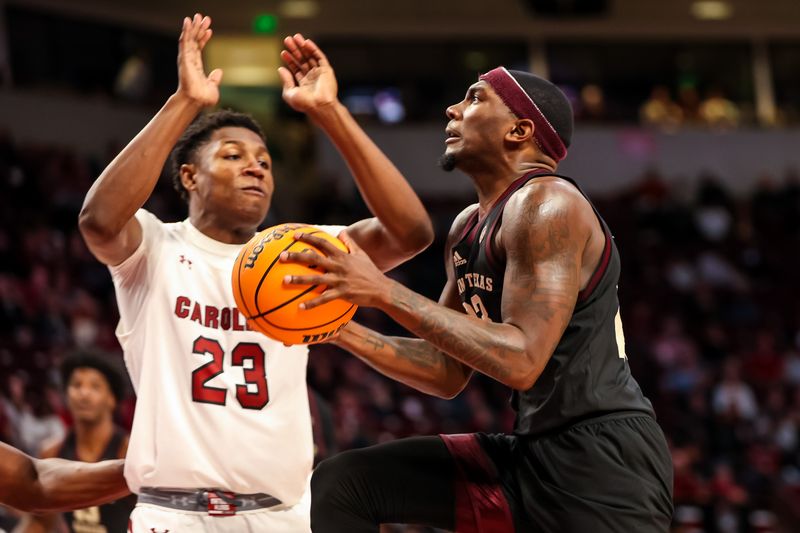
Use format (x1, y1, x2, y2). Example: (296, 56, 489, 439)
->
(110, 209, 341, 505)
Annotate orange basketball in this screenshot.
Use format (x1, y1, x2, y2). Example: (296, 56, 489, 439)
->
(231, 223, 357, 345)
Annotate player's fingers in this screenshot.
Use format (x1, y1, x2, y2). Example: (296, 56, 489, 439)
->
(280, 250, 336, 270)
(282, 273, 327, 286)
(301, 38, 330, 67)
(283, 36, 310, 74)
(299, 290, 340, 310)
(336, 231, 360, 253)
(189, 13, 202, 40)
(179, 17, 190, 42)
(198, 28, 213, 49)
(277, 66, 296, 89)
(207, 68, 223, 86)
(293, 233, 342, 255)
(280, 50, 303, 76)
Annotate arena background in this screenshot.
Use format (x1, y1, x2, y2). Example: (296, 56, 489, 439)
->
(1, 0, 800, 531)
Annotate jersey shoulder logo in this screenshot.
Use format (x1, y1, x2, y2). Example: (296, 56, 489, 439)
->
(179, 254, 193, 269)
(453, 251, 467, 267)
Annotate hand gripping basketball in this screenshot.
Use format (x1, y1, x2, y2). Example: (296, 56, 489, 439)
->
(231, 224, 357, 345)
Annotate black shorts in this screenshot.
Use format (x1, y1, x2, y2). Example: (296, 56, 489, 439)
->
(441, 412, 673, 532)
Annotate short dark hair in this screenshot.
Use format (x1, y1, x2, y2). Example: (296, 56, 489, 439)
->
(508, 70, 574, 149)
(60, 351, 126, 403)
(169, 109, 267, 203)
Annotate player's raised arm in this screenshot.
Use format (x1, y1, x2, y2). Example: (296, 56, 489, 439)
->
(78, 14, 221, 266)
(0, 443, 128, 513)
(278, 34, 433, 272)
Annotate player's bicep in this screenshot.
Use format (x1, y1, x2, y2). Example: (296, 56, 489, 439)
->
(501, 193, 583, 356)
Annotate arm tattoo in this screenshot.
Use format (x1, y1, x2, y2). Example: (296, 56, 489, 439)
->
(364, 333, 385, 351)
(389, 284, 518, 381)
(360, 330, 442, 370)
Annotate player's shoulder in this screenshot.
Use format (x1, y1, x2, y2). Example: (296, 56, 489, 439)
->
(504, 175, 590, 226)
(447, 203, 480, 241)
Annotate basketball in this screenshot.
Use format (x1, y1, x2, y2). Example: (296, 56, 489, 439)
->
(231, 223, 357, 345)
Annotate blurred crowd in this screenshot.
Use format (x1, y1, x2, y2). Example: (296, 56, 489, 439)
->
(1, 130, 800, 533)
(564, 82, 744, 130)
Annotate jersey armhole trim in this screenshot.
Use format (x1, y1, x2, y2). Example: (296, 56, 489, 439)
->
(577, 227, 612, 303)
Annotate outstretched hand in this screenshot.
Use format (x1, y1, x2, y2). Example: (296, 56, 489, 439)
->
(280, 231, 391, 310)
(177, 13, 222, 107)
(278, 34, 338, 114)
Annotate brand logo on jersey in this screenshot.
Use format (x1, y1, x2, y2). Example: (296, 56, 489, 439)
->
(452, 251, 467, 267)
(179, 255, 192, 268)
(456, 272, 494, 295)
(478, 226, 488, 243)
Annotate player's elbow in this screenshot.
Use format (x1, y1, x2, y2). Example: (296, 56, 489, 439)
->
(396, 220, 435, 258)
(507, 362, 544, 391)
(78, 205, 117, 244)
(433, 368, 472, 400)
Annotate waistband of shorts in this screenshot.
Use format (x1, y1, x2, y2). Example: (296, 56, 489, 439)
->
(516, 410, 655, 440)
(138, 487, 283, 512)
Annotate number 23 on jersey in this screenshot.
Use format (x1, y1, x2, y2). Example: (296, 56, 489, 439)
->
(190, 336, 270, 410)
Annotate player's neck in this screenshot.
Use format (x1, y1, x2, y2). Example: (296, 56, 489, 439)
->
(471, 160, 556, 219)
(74, 418, 114, 461)
(189, 212, 257, 245)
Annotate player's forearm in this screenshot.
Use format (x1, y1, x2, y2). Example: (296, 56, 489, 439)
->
(376, 282, 539, 390)
(33, 458, 129, 513)
(79, 92, 204, 239)
(334, 322, 469, 399)
(309, 102, 433, 254)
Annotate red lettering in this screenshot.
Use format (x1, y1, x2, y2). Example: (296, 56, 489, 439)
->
(175, 296, 190, 318)
(190, 302, 203, 323)
(205, 305, 220, 329)
(233, 309, 245, 331)
(220, 308, 231, 330)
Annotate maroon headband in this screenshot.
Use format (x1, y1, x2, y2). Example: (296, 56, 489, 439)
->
(479, 67, 567, 162)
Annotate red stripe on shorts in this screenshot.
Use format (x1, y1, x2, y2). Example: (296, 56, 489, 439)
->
(439, 433, 515, 533)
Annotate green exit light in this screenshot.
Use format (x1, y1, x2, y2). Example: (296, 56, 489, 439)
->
(253, 13, 278, 34)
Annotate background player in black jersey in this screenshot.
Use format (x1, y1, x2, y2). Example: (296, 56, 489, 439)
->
(18, 353, 135, 533)
(281, 36, 673, 532)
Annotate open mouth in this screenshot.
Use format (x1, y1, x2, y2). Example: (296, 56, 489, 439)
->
(445, 130, 460, 144)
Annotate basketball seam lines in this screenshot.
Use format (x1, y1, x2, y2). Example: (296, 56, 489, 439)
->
(251, 304, 356, 331)
(252, 230, 322, 316)
(250, 284, 320, 319)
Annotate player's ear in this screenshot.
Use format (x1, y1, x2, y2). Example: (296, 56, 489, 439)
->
(180, 163, 198, 193)
(506, 119, 534, 145)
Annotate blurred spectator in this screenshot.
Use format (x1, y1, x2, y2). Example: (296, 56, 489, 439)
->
(700, 88, 741, 130)
(578, 83, 606, 122)
(639, 85, 683, 131)
(713, 358, 758, 422)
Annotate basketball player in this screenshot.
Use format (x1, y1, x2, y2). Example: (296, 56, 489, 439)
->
(0, 442, 127, 514)
(77, 15, 433, 533)
(281, 37, 674, 532)
(18, 353, 135, 532)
